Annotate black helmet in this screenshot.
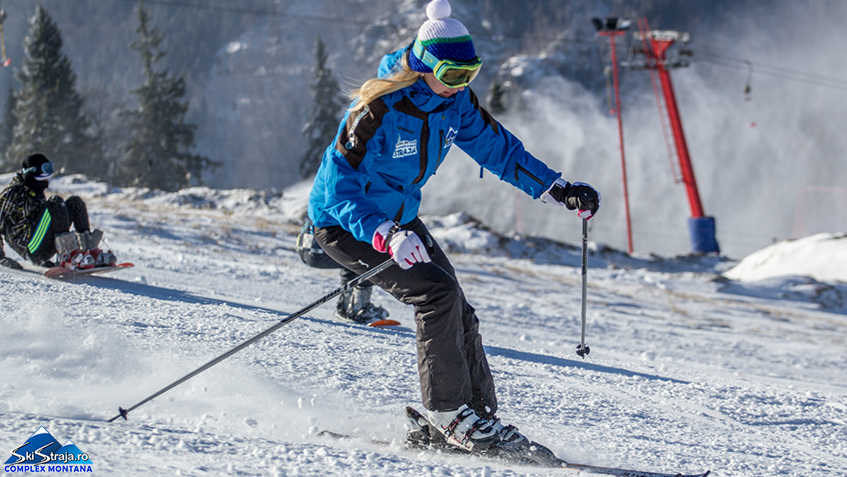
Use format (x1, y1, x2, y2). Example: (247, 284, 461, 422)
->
(21, 154, 55, 181)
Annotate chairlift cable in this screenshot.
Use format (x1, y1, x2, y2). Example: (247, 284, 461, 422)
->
(110, 0, 595, 46)
(697, 52, 847, 92)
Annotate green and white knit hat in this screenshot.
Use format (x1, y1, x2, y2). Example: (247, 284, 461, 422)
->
(409, 0, 478, 73)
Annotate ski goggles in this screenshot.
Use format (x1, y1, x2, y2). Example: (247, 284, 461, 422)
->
(413, 39, 482, 88)
(23, 161, 55, 181)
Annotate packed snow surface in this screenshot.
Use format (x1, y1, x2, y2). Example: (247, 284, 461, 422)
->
(1, 174, 845, 476)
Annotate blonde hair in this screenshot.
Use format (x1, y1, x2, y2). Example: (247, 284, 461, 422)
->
(349, 53, 420, 113)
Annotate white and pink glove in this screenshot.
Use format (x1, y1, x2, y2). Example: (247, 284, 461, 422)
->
(373, 221, 431, 270)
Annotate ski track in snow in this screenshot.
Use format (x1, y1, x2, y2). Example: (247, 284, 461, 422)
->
(1, 176, 846, 476)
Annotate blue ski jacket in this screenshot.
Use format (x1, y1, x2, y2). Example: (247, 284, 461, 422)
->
(308, 47, 561, 244)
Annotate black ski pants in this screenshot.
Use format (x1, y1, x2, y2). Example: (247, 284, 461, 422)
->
(314, 217, 497, 417)
(28, 195, 89, 264)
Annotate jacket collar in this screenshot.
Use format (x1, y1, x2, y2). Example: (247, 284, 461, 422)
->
(380, 47, 455, 113)
(407, 78, 454, 112)
(12, 173, 44, 198)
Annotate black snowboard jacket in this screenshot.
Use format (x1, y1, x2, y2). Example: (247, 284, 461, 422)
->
(0, 174, 46, 260)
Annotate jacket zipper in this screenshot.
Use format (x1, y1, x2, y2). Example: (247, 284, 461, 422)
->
(412, 118, 429, 184)
(515, 163, 544, 186)
(434, 131, 445, 172)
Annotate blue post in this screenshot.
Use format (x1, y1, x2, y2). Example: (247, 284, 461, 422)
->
(688, 216, 720, 254)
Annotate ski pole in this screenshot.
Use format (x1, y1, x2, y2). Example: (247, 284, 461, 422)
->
(576, 218, 590, 358)
(107, 258, 396, 422)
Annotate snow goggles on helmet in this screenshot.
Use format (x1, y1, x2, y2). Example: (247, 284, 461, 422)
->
(413, 39, 482, 88)
(23, 161, 55, 181)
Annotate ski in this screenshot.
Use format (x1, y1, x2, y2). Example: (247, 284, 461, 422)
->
(406, 406, 710, 476)
(318, 407, 710, 477)
(564, 463, 710, 477)
(45, 262, 134, 279)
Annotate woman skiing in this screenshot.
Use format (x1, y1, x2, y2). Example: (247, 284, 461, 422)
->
(308, 0, 599, 451)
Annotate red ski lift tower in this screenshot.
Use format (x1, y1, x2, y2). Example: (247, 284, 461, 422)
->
(592, 17, 633, 254)
(623, 19, 720, 254)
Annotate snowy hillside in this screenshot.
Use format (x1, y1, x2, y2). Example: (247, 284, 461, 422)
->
(1, 175, 846, 476)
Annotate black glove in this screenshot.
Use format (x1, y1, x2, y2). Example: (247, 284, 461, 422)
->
(543, 179, 601, 219)
(0, 256, 23, 270)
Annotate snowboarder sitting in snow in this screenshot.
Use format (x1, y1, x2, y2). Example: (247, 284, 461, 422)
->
(0, 153, 117, 271)
(297, 218, 390, 323)
(307, 0, 599, 452)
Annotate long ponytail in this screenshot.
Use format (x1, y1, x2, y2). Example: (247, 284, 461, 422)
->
(349, 52, 420, 114)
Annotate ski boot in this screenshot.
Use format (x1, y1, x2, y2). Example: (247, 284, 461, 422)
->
(421, 404, 500, 451)
(406, 406, 564, 466)
(490, 416, 529, 446)
(334, 285, 389, 324)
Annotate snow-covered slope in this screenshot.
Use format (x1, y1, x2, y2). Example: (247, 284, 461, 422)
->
(1, 175, 845, 476)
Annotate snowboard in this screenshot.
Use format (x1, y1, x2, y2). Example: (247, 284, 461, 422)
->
(319, 406, 711, 477)
(45, 262, 134, 279)
(367, 319, 401, 328)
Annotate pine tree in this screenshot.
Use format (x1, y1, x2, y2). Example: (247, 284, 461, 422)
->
(7, 6, 92, 175)
(83, 86, 133, 185)
(300, 37, 345, 179)
(122, 1, 215, 191)
(0, 88, 17, 172)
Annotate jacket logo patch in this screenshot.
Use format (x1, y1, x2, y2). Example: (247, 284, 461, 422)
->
(393, 135, 418, 159)
(444, 127, 457, 149)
